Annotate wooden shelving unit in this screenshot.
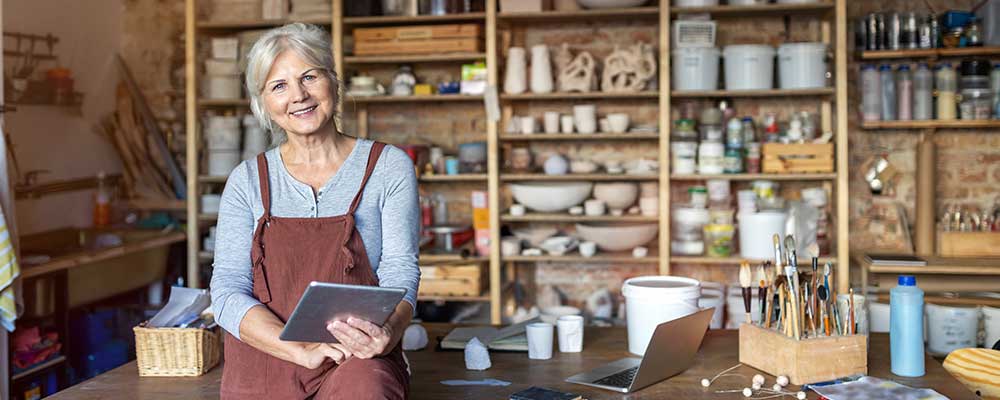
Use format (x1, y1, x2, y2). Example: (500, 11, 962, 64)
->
(671, 88, 835, 98)
(860, 120, 1000, 130)
(500, 173, 659, 181)
(669, 2, 833, 16)
(196, 16, 331, 30)
(347, 94, 483, 103)
(343, 12, 486, 26)
(418, 174, 488, 182)
(344, 52, 486, 64)
(501, 213, 659, 223)
(859, 46, 1000, 60)
(670, 173, 838, 181)
(499, 132, 660, 141)
(500, 91, 659, 100)
(497, 7, 659, 22)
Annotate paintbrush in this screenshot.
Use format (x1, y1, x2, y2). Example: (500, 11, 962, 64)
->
(740, 261, 753, 324)
(817, 281, 830, 336)
(757, 264, 768, 326)
(784, 235, 801, 339)
(849, 287, 856, 335)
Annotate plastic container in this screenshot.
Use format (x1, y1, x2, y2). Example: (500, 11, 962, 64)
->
(207, 150, 241, 176)
(776, 42, 827, 89)
(703, 224, 734, 257)
(723, 45, 775, 90)
(984, 305, 1000, 348)
(672, 205, 710, 240)
(673, 0, 719, 6)
(698, 142, 725, 174)
(897, 65, 913, 121)
(960, 88, 993, 120)
(976, 0, 1000, 46)
(991, 64, 1000, 112)
(870, 301, 890, 333)
(205, 116, 241, 150)
(672, 47, 721, 91)
(926, 303, 980, 356)
(936, 63, 958, 120)
(861, 64, 881, 122)
(737, 211, 786, 259)
(622, 276, 702, 355)
(879, 64, 897, 120)
(890, 275, 924, 377)
(206, 75, 241, 99)
(671, 141, 698, 174)
(913, 63, 933, 120)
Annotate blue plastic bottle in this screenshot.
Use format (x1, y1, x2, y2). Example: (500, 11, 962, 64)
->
(890, 275, 925, 377)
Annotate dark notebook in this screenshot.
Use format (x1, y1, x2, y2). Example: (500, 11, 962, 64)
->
(510, 386, 583, 400)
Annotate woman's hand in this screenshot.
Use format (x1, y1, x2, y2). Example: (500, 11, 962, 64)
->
(328, 317, 394, 359)
(295, 342, 352, 369)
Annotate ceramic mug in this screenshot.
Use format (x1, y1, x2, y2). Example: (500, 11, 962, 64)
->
(544, 111, 560, 134)
(501, 237, 522, 257)
(573, 105, 597, 134)
(560, 115, 575, 133)
(607, 113, 630, 133)
(584, 199, 606, 216)
(509, 204, 526, 216)
(579, 241, 597, 257)
(598, 118, 610, 133)
(520, 116, 537, 134)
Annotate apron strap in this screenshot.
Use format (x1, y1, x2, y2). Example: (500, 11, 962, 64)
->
(255, 153, 272, 217)
(347, 142, 386, 215)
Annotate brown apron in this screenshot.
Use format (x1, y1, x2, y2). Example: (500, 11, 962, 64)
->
(221, 142, 409, 399)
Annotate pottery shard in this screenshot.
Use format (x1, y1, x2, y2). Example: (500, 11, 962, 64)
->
(601, 43, 657, 93)
(558, 50, 597, 93)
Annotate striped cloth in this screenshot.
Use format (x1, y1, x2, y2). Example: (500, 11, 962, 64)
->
(0, 206, 19, 332)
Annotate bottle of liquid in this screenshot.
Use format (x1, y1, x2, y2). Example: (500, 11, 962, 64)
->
(896, 65, 913, 120)
(936, 63, 957, 120)
(725, 117, 743, 149)
(740, 117, 757, 144)
(913, 63, 934, 120)
(93, 171, 111, 228)
(879, 64, 898, 120)
(890, 275, 925, 377)
(990, 63, 1000, 117)
(861, 64, 882, 121)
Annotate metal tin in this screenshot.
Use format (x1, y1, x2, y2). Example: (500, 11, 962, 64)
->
(919, 14, 933, 49)
(903, 12, 919, 49)
(888, 13, 902, 50)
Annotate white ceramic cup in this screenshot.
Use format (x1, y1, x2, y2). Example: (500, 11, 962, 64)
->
(568, 206, 584, 215)
(598, 118, 611, 133)
(607, 113, 630, 133)
(526, 322, 554, 360)
(520, 116, 537, 134)
(557, 315, 584, 353)
(500, 237, 522, 257)
(584, 199, 606, 216)
(509, 204, 526, 216)
(579, 241, 597, 257)
(573, 105, 597, 134)
(639, 197, 659, 216)
(544, 111, 560, 134)
(560, 115, 575, 133)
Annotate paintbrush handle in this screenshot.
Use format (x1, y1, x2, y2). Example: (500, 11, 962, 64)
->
(764, 287, 774, 329)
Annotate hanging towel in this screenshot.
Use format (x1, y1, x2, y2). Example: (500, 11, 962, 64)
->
(0, 205, 19, 332)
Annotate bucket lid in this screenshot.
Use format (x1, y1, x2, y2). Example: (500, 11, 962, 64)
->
(777, 42, 827, 52)
(723, 44, 776, 56)
(622, 276, 700, 298)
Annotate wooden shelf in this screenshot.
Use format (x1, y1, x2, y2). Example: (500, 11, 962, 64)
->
(501, 173, 659, 182)
(420, 253, 489, 263)
(671, 88, 834, 98)
(500, 132, 659, 141)
(497, 7, 659, 22)
(861, 255, 1000, 276)
(344, 52, 486, 64)
(198, 98, 249, 107)
(501, 91, 659, 101)
(197, 16, 330, 30)
(198, 213, 219, 222)
(418, 294, 490, 302)
(198, 175, 228, 184)
(348, 94, 482, 103)
(859, 46, 1000, 60)
(343, 12, 486, 26)
(670, 2, 833, 16)
(874, 293, 1000, 308)
(860, 120, 1000, 130)
(12, 355, 66, 381)
(671, 256, 837, 266)
(501, 213, 659, 223)
(505, 252, 658, 264)
(670, 173, 838, 181)
(22, 231, 186, 279)
(419, 174, 487, 182)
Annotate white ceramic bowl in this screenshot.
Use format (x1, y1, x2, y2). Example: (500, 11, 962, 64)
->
(510, 182, 593, 212)
(575, 223, 658, 251)
(593, 182, 638, 211)
(577, 0, 648, 8)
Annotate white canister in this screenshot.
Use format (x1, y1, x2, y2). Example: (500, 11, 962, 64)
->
(207, 149, 241, 176)
(206, 115, 241, 150)
(672, 47, 721, 91)
(622, 276, 701, 355)
(737, 211, 787, 260)
(200, 194, 222, 214)
(723, 45, 775, 91)
(983, 306, 1000, 348)
(926, 303, 980, 356)
(543, 111, 560, 134)
(530, 45, 554, 94)
(706, 179, 730, 202)
(504, 47, 528, 94)
(869, 301, 890, 333)
(697, 142, 724, 174)
(698, 292, 725, 330)
(573, 104, 597, 134)
(777, 42, 828, 89)
(205, 59, 239, 75)
(560, 115, 575, 133)
(207, 75, 242, 99)
(671, 141, 698, 174)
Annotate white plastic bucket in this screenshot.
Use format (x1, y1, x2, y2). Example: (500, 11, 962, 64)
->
(723, 45, 775, 90)
(207, 75, 241, 99)
(698, 292, 724, 330)
(926, 303, 980, 356)
(623, 276, 701, 355)
(208, 149, 241, 176)
(982, 306, 1000, 348)
(206, 116, 242, 150)
(737, 211, 787, 260)
(777, 42, 827, 89)
(869, 301, 890, 333)
(672, 47, 720, 91)
(673, 0, 718, 6)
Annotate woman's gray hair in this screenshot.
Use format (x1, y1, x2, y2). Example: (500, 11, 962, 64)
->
(243, 23, 344, 145)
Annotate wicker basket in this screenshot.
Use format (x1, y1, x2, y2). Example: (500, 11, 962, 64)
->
(133, 323, 221, 377)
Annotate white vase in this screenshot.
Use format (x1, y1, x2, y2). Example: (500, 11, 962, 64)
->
(504, 47, 527, 94)
(530, 45, 554, 94)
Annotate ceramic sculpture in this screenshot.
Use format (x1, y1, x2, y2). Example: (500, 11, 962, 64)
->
(558, 49, 597, 93)
(504, 47, 527, 94)
(601, 43, 657, 93)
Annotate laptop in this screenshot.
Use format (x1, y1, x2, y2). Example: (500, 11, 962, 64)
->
(565, 308, 714, 393)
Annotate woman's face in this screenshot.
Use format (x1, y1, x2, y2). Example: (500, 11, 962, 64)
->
(261, 50, 336, 137)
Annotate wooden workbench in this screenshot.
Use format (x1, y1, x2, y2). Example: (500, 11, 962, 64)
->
(50, 324, 976, 399)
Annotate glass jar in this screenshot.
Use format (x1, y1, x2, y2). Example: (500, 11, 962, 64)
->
(673, 119, 698, 142)
(960, 88, 993, 120)
(967, 17, 983, 47)
(703, 224, 735, 257)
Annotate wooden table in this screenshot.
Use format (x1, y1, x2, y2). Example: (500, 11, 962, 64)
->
(51, 324, 976, 399)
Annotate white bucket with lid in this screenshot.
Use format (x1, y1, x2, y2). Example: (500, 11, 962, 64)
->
(723, 45, 775, 90)
(737, 211, 787, 260)
(926, 303, 980, 356)
(777, 42, 828, 89)
(698, 292, 725, 330)
(622, 276, 701, 355)
(983, 306, 1000, 348)
(672, 47, 720, 91)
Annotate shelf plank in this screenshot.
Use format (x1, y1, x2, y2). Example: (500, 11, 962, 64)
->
(348, 94, 482, 103)
(501, 91, 659, 101)
(500, 132, 660, 141)
(501, 173, 659, 181)
(419, 174, 487, 182)
(671, 256, 837, 266)
(12, 356, 66, 381)
(343, 12, 486, 26)
(344, 52, 486, 64)
(22, 231, 187, 279)
(861, 255, 1000, 276)
(497, 7, 659, 22)
(670, 2, 833, 16)
(420, 253, 489, 263)
(198, 175, 228, 184)
(418, 294, 490, 302)
(197, 16, 330, 29)
(505, 253, 658, 264)
(670, 173, 838, 181)
(671, 88, 834, 98)
(198, 213, 219, 222)
(859, 46, 1000, 60)
(198, 98, 249, 107)
(501, 213, 659, 223)
(860, 120, 1000, 130)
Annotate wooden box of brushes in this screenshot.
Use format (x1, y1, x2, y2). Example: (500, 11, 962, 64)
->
(738, 323, 868, 385)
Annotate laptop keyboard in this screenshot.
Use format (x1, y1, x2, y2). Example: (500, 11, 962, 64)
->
(593, 366, 639, 388)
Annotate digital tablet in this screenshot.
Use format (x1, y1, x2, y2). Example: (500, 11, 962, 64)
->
(279, 282, 406, 343)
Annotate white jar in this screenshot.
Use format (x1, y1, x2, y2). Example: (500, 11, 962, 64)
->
(697, 142, 724, 174)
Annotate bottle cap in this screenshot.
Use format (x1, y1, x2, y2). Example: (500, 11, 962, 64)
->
(879, 64, 892, 71)
(898, 65, 910, 71)
(898, 275, 916, 286)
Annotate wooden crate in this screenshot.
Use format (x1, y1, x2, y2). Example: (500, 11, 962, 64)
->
(739, 323, 867, 385)
(762, 143, 834, 173)
(353, 24, 483, 56)
(418, 263, 486, 297)
(937, 231, 1000, 257)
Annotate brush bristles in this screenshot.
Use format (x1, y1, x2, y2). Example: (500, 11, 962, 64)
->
(739, 262, 752, 288)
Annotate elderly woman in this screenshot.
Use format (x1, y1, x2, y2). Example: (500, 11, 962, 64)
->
(210, 23, 419, 399)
